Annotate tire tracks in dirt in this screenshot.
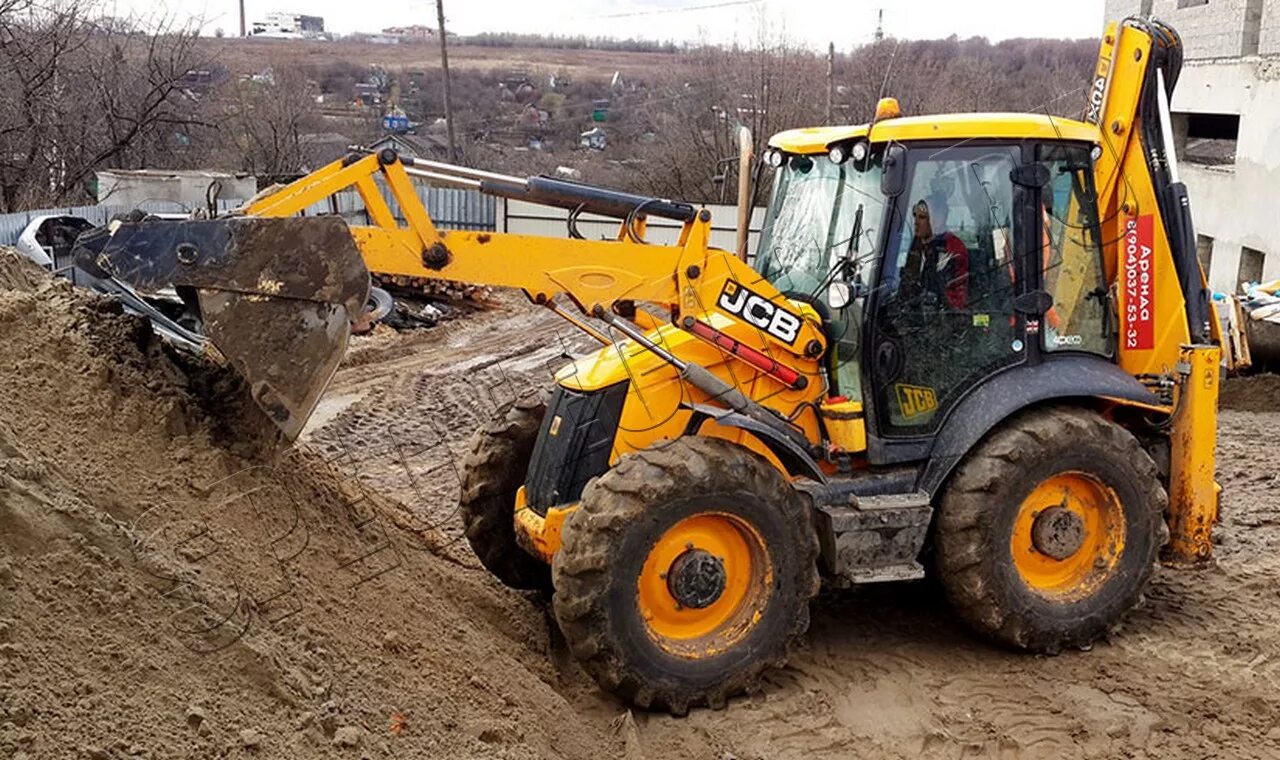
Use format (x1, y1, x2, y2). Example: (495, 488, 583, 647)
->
(309, 297, 1280, 760)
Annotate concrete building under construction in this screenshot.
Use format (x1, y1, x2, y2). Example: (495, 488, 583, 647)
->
(1105, 0, 1280, 293)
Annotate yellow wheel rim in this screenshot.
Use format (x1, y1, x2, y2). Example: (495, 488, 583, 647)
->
(1011, 471, 1125, 599)
(636, 512, 773, 657)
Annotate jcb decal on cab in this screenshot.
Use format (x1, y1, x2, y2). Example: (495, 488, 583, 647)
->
(717, 281, 802, 345)
(895, 384, 938, 419)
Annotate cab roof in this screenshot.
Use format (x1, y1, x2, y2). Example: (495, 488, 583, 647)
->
(768, 113, 1101, 153)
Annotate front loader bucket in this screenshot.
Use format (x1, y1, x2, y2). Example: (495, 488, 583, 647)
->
(75, 216, 369, 440)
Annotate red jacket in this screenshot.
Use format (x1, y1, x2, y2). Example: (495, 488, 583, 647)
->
(935, 232, 970, 309)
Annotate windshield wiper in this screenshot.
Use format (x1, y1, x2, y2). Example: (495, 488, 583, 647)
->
(844, 203, 865, 264)
(809, 203, 867, 303)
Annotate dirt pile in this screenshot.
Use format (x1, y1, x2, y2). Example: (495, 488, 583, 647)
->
(0, 253, 621, 759)
(1220, 373, 1280, 412)
(7, 248, 1280, 760)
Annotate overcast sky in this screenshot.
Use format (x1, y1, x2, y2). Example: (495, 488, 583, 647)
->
(122, 0, 1108, 49)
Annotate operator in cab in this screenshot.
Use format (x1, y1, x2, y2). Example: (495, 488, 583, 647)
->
(899, 196, 970, 309)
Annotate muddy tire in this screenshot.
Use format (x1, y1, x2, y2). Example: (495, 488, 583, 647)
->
(552, 437, 820, 715)
(459, 390, 550, 590)
(934, 406, 1167, 653)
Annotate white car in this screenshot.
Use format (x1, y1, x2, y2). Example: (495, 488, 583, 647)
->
(15, 214, 96, 272)
(15, 214, 206, 353)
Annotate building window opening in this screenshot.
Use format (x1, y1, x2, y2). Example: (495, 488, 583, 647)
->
(1180, 112, 1239, 166)
(1238, 246, 1265, 291)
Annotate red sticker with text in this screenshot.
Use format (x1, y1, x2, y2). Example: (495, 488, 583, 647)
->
(1123, 214, 1155, 351)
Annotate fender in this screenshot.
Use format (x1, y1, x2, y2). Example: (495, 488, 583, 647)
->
(917, 355, 1161, 496)
(684, 403, 828, 483)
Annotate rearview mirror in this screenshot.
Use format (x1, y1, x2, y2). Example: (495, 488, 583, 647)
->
(827, 281, 852, 310)
(881, 144, 907, 197)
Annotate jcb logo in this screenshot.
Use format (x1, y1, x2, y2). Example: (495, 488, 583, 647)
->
(1083, 40, 1112, 126)
(717, 281, 802, 345)
(1085, 75, 1107, 124)
(895, 384, 938, 419)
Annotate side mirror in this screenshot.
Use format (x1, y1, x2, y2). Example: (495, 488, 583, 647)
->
(827, 281, 852, 310)
(881, 143, 907, 197)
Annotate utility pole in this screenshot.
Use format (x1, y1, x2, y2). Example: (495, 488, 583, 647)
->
(826, 42, 835, 125)
(239, 0, 246, 37)
(436, 0, 458, 163)
(875, 9, 884, 42)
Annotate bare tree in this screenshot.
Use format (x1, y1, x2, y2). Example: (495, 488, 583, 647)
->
(0, 1, 208, 211)
(218, 65, 321, 178)
(631, 16, 823, 203)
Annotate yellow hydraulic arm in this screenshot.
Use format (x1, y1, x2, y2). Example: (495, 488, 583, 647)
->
(241, 149, 824, 361)
(90, 146, 827, 458)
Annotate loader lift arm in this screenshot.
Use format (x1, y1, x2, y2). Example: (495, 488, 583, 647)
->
(241, 149, 696, 312)
(76, 147, 826, 445)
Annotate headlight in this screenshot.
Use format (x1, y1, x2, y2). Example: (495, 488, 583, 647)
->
(828, 144, 848, 164)
(766, 149, 785, 168)
(851, 140, 869, 163)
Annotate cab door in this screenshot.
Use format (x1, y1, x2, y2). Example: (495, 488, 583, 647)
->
(867, 144, 1026, 439)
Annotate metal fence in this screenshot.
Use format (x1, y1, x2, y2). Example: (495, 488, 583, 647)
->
(296, 183, 497, 230)
(0, 189, 765, 261)
(0, 186, 497, 247)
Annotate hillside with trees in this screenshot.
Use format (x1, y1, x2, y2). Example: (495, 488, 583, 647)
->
(0, 0, 1098, 212)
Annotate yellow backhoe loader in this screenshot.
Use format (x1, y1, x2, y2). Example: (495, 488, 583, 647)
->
(77, 17, 1222, 714)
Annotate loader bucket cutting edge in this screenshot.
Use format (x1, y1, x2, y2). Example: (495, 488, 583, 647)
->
(74, 216, 370, 440)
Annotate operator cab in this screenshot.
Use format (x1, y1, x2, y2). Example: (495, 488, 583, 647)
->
(756, 104, 1111, 450)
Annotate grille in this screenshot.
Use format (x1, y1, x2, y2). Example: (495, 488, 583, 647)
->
(523, 382, 628, 515)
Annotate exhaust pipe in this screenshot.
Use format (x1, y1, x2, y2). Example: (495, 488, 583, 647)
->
(735, 126, 754, 262)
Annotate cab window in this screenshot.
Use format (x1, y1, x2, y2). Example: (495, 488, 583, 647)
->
(1038, 144, 1110, 356)
(872, 145, 1021, 433)
(756, 153, 885, 298)
(756, 151, 886, 400)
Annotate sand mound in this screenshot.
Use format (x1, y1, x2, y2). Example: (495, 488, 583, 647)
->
(11, 247, 1280, 760)
(1220, 373, 1280, 413)
(0, 252, 615, 759)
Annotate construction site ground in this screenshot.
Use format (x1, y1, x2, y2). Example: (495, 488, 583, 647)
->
(2, 256, 1279, 760)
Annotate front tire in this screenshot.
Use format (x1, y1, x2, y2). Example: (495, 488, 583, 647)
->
(459, 390, 551, 590)
(934, 406, 1167, 652)
(552, 437, 820, 715)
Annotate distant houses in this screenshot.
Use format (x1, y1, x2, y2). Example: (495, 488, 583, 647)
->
(250, 12, 325, 39)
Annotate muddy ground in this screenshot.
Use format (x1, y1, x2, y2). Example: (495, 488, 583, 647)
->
(2, 259, 1279, 759)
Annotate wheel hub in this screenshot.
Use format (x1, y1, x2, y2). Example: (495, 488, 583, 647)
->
(666, 549, 726, 609)
(1031, 505, 1086, 560)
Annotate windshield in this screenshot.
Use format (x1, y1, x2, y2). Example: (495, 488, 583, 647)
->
(755, 151, 885, 298)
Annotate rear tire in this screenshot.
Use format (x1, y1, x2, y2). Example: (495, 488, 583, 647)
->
(934, 406, 1167, 652)
(459, 390, 551, 590)
(552, 437, 820, 715)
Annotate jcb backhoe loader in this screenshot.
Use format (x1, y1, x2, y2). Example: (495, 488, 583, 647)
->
(77, 17, 1221, 714)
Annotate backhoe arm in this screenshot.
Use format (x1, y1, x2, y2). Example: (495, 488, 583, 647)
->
(1087, 17, 1214, 374)
(1087, 17, 1221, 564)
